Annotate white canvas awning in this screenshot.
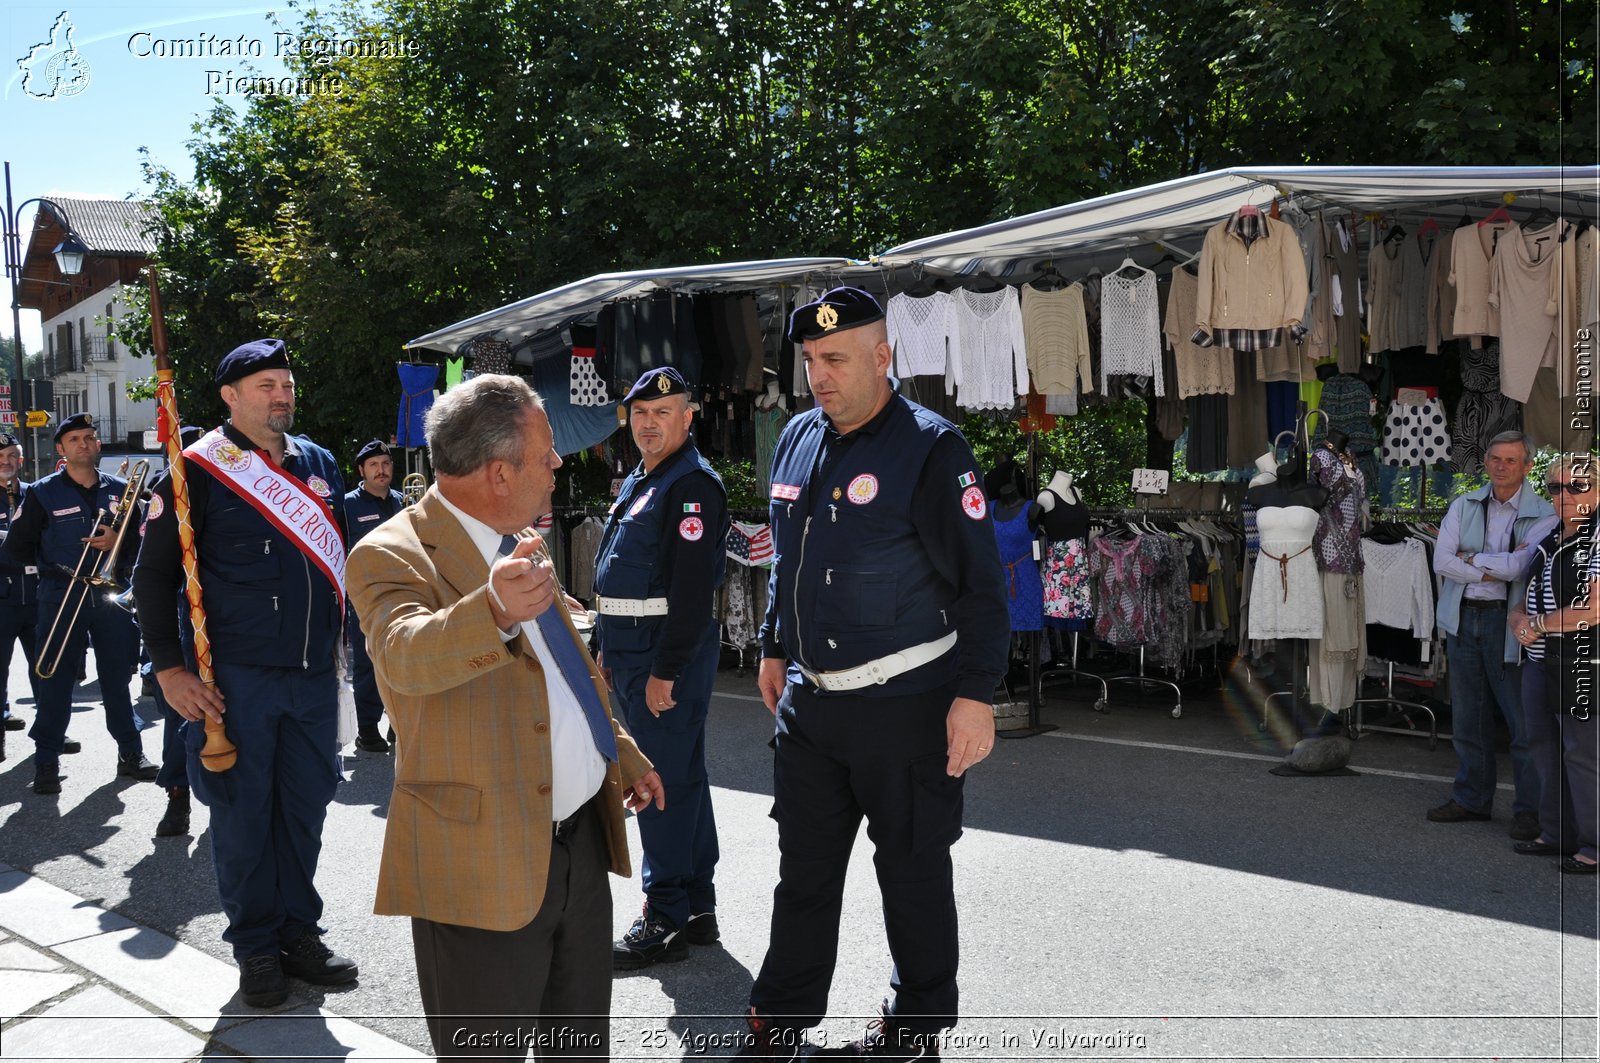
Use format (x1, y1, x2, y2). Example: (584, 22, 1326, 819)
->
(874, 165, 1600, 280)
(406, 256, 871, 353)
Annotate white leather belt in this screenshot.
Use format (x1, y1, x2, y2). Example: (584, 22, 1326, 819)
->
(800, 631, 959, 692)
(594, 595, 669, 618)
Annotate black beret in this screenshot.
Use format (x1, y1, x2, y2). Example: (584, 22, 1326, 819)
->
(622, 367, 690, 405)
(355, 439, 391, 466)
(786, 286, 885, 344)
(0, 433, 19, 449)
(53, 412, 95, 443)
(178, 425, 205, 447)
(215, 338, 291, 387)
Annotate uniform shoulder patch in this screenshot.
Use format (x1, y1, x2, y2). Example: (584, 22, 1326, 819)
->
(961, 485, 987, 521)
(679, 516, 705, 541)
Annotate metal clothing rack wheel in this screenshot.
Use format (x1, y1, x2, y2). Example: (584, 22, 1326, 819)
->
(1351, 660, 1441, 750)
(1101, 645, 1183, 718)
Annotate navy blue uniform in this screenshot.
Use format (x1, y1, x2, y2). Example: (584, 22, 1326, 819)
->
(0, 479, 40, 728)
(752, 392, 1008, 1034)
(132, 423, 347, 963)
(342, 484, 403, 730)
(594, 441, 728, 931)
(5, 469, 143, 767)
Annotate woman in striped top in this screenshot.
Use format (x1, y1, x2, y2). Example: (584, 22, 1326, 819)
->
(1510, 454, 1600, 874)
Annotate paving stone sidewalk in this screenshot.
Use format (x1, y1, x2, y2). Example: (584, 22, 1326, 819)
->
(0, 862, 425, 1062)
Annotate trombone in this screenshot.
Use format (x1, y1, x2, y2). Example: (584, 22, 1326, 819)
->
(36, 460, 149, 679)
(401, 472, 428, 505)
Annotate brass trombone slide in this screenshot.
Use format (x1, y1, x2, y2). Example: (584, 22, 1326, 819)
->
(34, 460, 149, 679)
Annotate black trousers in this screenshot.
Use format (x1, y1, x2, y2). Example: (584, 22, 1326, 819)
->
(412, 797, 612, 1060)
(750, 682, 964, 1034)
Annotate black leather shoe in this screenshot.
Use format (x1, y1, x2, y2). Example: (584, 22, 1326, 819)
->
(156, 786, 191, 838)
(1513, 839, 1561, 856)
(117, 752, 160, 781)
(612, 913, 688, 970)
(61, 738, 81, 755)
(685, 911, 720, 945)
(280, 930, 359, 984)
(2, 714, 23, 731)
(354, 727, 390, 754)
(31, 762, 61, 795)
(1426, 799, 1490, 823)
(1509, 811, 1541, 841)
(816, 1002, 941, 1060)
(239, 954, 288, 1007)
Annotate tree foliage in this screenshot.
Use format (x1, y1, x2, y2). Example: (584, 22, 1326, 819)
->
(125, 0, 1594, 474)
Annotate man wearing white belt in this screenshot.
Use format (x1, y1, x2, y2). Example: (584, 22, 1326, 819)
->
(738, 287, 1008, 1062)
(592, 366, 730, 970)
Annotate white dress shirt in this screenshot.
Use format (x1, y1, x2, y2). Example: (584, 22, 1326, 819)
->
(434, 491, 607, 821)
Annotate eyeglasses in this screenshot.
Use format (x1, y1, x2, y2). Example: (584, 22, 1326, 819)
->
(1546, 481, 1593, 496)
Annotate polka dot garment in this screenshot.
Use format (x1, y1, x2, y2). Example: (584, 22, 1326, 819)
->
(569, 347, 610, 406)
(1381, 396, 1453, 467)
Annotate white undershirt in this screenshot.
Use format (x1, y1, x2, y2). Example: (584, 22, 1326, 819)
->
(433, 491, 607, 820)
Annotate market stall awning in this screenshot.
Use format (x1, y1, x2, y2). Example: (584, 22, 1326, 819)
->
(406, 256, 868, 354)
(874, 165, 1600, 280)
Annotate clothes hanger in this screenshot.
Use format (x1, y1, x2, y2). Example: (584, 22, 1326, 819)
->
(1417, 217, 1440, 238)
(1522, 199, 1560, 232)
(966, 270, 1004, 293)
(1028, 259, 1068, 291)
(1115, 256, 1148, 280)
(1478, 204, 1512, 227)
(1238, 202, 1261, 218)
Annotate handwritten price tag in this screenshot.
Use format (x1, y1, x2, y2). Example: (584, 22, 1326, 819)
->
(1131, 468, 1170, 495)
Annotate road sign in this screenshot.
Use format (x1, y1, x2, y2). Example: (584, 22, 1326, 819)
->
(24, 410, 50, 429)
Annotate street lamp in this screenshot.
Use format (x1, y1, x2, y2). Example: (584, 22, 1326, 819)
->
(4, 161, 85, 477)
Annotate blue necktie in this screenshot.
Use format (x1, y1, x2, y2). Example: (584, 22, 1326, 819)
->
(501, 534, 617, 762)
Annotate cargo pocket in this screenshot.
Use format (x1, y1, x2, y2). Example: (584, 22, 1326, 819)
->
(909, 752, 964, 857)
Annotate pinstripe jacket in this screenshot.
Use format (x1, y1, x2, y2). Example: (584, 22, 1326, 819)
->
(347, 487, 649, 931)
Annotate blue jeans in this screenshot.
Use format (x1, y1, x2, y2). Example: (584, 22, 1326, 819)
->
(1446, 605, 1539, 816)
(1520, 658, 1576, 851)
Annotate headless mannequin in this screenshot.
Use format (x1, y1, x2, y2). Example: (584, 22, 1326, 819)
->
(1035, 470, 1088, 542)
(756, 378, 783, 410)
(994, 479, 1044, 527)
(1248, 450, 1279, 488)
(1246, 452, 1329, 511)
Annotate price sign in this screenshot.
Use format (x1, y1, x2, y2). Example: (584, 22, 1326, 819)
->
(610, 477, 625, 498)
(1131, 468, 1170, 495)
(24, 410, 50, 429)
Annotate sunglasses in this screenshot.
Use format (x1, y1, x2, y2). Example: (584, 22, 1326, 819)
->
(1546, 481, 1593, 496)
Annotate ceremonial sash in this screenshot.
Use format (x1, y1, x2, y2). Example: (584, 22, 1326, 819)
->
(185, 428, 346, 607)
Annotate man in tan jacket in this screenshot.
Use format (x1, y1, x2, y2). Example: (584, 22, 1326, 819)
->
(347, 374, 660, 1060)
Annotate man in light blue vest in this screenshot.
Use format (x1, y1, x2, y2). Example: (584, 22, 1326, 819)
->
(1430, 431, 1557, 839)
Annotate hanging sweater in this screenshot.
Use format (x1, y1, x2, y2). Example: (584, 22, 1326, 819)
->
(1490, 221, 1568, 403)
(1423, 228, 1458, 354)
(947, 286, 1029, 410)
(1019, 283, 1093, 396)
(886, 290, 952, 378)
(1163, 266, 1235, 397)
(1101, 267, 1163, 395)
(1449, 220, 1510, 341)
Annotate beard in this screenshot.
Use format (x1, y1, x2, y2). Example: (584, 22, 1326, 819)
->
(266, 408, 295, 434)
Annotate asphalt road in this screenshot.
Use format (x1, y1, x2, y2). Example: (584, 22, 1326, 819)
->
(0, 654, 1595, 1061)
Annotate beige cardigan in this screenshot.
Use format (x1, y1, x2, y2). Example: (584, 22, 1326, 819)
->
(1194, 216, 1310, 335)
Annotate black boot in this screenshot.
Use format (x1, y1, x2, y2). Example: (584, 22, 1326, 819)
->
(117, 751, 160, 781)
(156, 786, 190, 837)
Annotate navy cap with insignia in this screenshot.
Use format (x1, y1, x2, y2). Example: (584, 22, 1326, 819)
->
(53, 411, 96, 443)
(215, 338, 291, 387)
(178, 425, 204, 447)
(354, 439, 391, 466)
(786, 286, 885, 344)
(622, 366, 691, 405)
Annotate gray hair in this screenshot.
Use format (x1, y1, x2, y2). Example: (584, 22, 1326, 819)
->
(424, 373, 544, 477)
(1486, 430, 1536, 462)
(1546, 452, 1597, 485)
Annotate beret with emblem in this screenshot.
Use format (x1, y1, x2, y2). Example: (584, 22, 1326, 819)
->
(178, 425, 204, 447)
(53, 411, 95, 443)
(786, 286, 885, 344)
(354, 439, 391, 466)
(215, 338, 291, 387)
(0, 432, 19, 449)
(622, 366, 691, 405)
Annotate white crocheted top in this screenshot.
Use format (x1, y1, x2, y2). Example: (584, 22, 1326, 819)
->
(1100, 267, 1164, 396)
(947, 287, 1029, 410)
(886, 291, 952, 378)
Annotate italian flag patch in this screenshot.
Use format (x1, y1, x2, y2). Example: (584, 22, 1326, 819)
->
(683, 502, 701, 513)
(957, 471, 977, 488)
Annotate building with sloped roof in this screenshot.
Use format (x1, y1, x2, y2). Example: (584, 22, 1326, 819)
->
(14, 196, 161, 456)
